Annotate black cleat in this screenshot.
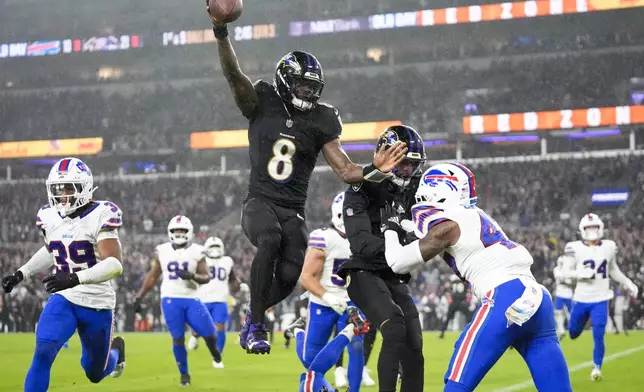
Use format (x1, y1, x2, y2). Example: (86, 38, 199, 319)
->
(109, 336, 126, 378)
(180, 373, 191, 387)
(346, 306, 370, 336)
(284, 317, 307, 341)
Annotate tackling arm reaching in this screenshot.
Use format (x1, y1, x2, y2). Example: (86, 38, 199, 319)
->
(322, 139, 408, 184)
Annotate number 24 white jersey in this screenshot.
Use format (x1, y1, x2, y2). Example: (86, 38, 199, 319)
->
(156, 242, 205, 299)
(563, 240, 619, 303)
(198, 256, 234, 304)
(307, 228, 351, 306)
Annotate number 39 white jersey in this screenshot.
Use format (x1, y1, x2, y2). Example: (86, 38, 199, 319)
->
(156, 242, 205, 299)
(412, 203, 534, 299)
(198, 256, 234, 304)
(37, 200, 123, 310)
(307, 228, 351, 306)
(563, 240, 618, 303)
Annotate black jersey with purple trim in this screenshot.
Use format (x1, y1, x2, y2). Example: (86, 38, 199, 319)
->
(245, 80, 342, 210)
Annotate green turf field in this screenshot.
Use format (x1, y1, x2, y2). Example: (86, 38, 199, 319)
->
(0, 331, 642, 391)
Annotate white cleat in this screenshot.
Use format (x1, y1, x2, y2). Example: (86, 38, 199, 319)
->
(590, 368, 602, 381)
(213, 360, 224, 369)
(187, 335, 199, 351)
(109, 336, 126, 378)
(111, 362, 126, 378)
(362, 367, 376, 387)
(334, 366, 348, 388)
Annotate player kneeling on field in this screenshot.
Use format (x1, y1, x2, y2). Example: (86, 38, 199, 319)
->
(2, 158, 126, 391)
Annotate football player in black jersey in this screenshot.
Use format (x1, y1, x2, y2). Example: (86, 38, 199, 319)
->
(339, 125, 427, 392)
(439, 275, 472, 339)
(209, 14, 407, 355)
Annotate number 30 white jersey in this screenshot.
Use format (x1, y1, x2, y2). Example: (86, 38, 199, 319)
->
(198, 256, 234, 303)
(307, 228, 351, 306)
(156, 242, 204, 299)
(412, 203, 534, 299)
(563, 240, 618, 303)
(37, 201, 123, 310)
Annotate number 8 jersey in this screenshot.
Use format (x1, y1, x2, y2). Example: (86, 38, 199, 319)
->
(411, 203, 534, 299)
(36, 200, 123, 310)
(156, 242, 205, 298)
(307, 228, 351, 306)
(563, 240, 618, 303)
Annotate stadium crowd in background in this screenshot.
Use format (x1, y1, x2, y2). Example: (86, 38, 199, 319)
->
(2, 157, 643, 333)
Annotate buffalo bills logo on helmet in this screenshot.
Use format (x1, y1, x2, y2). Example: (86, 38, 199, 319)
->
(76, 161, 90, 174)
(423, 169, 459, 191)
(333, 193, 344, 204)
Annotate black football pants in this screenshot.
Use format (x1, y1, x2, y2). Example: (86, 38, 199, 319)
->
(347, 270, 424, 392)
(241, 196, 308, 325)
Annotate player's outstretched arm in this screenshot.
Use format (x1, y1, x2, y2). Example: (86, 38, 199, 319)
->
(135, 259, 162, 303)
(209, 15, 258, 118)
(2, 246, 53, 293)
(383, 220, 459, 274)
(322, 139, 408, 184)
(609, 259, 639, 297)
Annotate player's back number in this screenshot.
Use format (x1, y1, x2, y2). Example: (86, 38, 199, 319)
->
(267, 138, 296, 182)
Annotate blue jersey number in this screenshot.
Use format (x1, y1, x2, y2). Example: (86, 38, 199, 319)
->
(167, 261, 189, 280)
(331, 259, 348, 286)
(209, 266, 228, 281)
(478, 211, 517, 249)
(582, 259, 608, 279)
(49, 240, 97, 273)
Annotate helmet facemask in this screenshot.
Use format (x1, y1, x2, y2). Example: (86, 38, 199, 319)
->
(581, 225, 603, 241)
(169, 229, 190, 246)
(391, 157, 425, 188)
(206, 244, 224, 259)
(47, 181, 93, 217)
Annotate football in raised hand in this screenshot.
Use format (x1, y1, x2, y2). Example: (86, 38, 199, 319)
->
(207, 0, 243, 24)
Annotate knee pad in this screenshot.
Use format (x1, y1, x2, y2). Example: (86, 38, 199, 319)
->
(257, 231, 282, 253)
(34, 341, 58, 363)
(380, 315, 406, 345)
(173, 337, 185, 346)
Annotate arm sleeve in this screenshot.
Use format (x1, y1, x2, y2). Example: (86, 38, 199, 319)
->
(384, 231, 425, 274)
(411, 204, 447, 238)
(308, 229, 327, 250)
(318, 104, 342, 146)
(343, 190, 385, 258)
(95, 202, 123, 241)
(18, 246, 54, 279)
(559, 244, 580, 279)
(76, 256, 123, 284)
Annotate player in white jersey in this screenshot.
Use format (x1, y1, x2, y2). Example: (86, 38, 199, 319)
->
(187, 236, 238, 367)
(133, 216, 221, 386)
(2, 157, 126, 391)
(553, 255, 574, 339)
(290, 192, 367, 391)
(560, 213, 638, 381)
(379, 162, 571, 392)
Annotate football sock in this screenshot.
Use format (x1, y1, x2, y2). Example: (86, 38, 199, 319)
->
(347, 329, 365, 391)
(592, 324, 606, 367)
(216, 330, 226, 353)
(172, 343, 189, 375)
(203, 335, 222, 363)
(249, 232, 281, 324)
(295, 328, 306, 365)
(309, 327, 352, 374)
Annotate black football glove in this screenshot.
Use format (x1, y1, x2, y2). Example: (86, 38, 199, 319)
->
(133, 296, 142, 313)
(177, 269, 194, 281)
(2, 271, 24, 294)
(42, 272, 80, 294)
(380, 203, 404, 234)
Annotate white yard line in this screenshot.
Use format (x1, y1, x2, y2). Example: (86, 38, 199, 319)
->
(493, 344, 644, 392)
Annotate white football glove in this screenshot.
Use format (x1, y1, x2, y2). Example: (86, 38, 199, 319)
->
(626, 281, 639, 298)
(322, 293, 348, 315)
(239, 283, 250, 293)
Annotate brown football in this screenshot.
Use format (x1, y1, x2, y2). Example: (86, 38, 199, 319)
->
(207, 0, 243, 24)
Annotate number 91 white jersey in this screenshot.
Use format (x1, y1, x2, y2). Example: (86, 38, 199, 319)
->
(198, 256, 234, 303)
(156, 242, 205, 299)
(307, 228, 351, 306)
(563, 240, 618, 303)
